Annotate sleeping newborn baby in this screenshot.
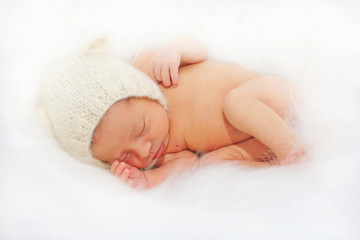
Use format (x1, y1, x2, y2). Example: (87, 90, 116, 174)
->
(38, 35, 305, 189)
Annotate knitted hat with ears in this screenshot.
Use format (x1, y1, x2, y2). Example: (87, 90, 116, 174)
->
(37, 35, 167, 168)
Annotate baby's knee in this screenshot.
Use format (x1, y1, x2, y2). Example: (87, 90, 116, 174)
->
(222, 86, 258, 128)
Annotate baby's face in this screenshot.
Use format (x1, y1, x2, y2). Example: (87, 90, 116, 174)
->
(91, 98, 169, 169)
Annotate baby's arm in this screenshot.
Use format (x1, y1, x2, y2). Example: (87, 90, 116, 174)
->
(134, 36, 208, 87)
(111, 150, 199, 189)
(223, 76, 306, 164)
(145, 150, 199, 187)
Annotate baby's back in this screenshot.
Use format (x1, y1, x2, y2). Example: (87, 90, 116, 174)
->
(160, 61, 260, 153)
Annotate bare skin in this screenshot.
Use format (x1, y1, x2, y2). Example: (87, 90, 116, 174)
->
(91, 37, 305, 189)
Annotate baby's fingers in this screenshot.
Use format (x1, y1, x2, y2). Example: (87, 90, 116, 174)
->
(169, 64, 179, 87)
(148, 57, 160, 81)
(110, 160, 120, 174)
(161, 66, 171, 88)
(112, 161, 126, 177)
(120, 168, 130, 182)
(153, 61, 161, 83)
(114, 162, 130, 182)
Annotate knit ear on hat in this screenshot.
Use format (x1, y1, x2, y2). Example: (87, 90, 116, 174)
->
(80, 35, 108, 55)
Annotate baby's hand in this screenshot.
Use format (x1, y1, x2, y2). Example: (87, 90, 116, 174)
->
(148, 46, 181, 88)
(110, 160, 149, 190)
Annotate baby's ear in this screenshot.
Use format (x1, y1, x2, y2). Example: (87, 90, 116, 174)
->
(80, 34, 109, 55)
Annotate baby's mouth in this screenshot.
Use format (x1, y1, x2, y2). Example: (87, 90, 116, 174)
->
(152, 141, 165, 160)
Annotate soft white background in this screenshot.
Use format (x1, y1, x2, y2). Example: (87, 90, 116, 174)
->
(1, 0, 360, 239)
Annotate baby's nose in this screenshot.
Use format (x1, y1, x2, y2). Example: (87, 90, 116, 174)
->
(136, 140, 151, 159)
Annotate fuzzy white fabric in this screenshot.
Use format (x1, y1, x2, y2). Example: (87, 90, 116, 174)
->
(0, 0, 359, 239)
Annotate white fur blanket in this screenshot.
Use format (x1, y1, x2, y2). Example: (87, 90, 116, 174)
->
(1, 0, 359, 239)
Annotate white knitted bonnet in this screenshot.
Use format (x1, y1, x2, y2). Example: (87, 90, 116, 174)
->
(37, 36, 167, 168)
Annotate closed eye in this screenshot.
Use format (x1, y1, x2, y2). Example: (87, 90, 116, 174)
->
(137, 116, 146, 137)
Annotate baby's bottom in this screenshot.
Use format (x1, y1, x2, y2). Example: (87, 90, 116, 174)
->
(200, 138, 277, 168)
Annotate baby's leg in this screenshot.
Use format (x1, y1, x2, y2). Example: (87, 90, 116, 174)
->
(223, 76, 304, 163)
(200, 137, 276, 167)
